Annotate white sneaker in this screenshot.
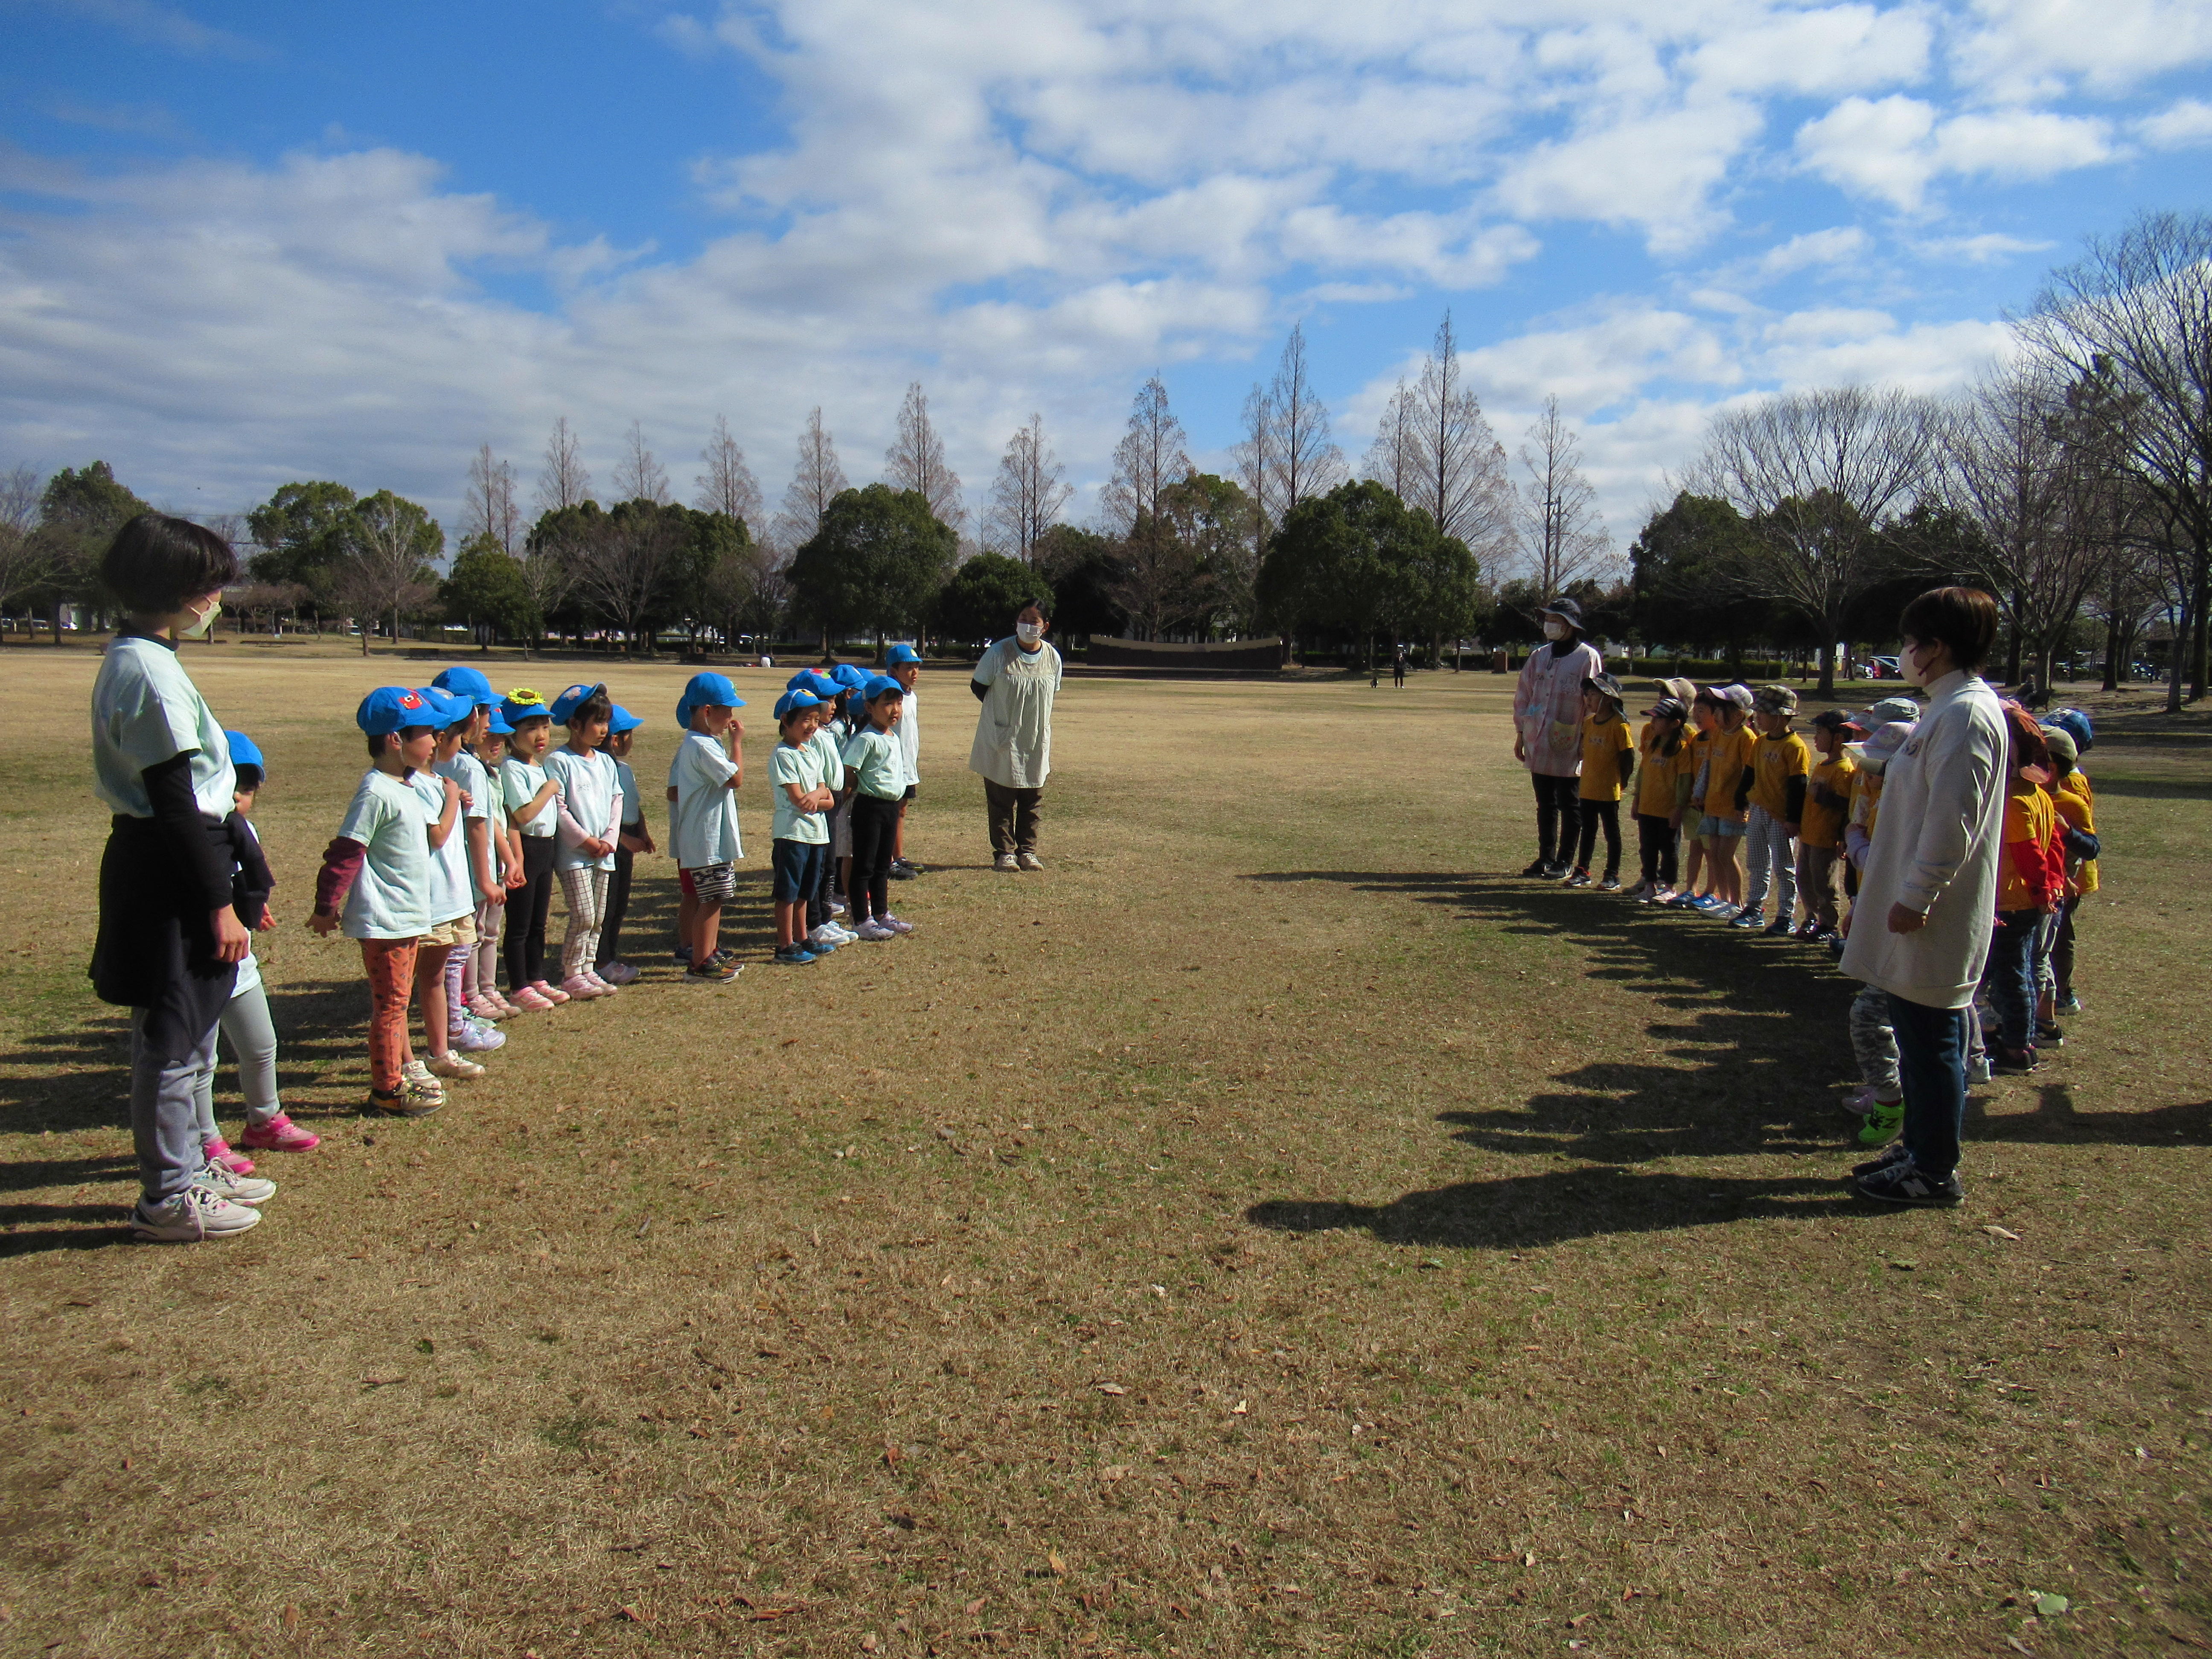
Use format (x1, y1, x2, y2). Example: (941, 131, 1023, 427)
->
(401, 1059, 446, 1097)
(994, 853, 1019, 872)
(560, 973, 608, 1000)
(879, 914, 916, 934)
(585, 970, 619, 994)
(806, 925, 843, 949)
(451, 1018, 505, 1053)
(827, 897, 848, 917)
(193, 1161, 277, 1206)
(133, 1187, 262, 1241)
(428, 1052, 486, 1080)
(597, 960, 640, 986)
(1016, 851, 1043, 871)
(823, 923, 857, 943)
(855, 920, 897, 941)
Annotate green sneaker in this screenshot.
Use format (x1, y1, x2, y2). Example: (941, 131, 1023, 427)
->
(1855, 1100, 1904, 1147)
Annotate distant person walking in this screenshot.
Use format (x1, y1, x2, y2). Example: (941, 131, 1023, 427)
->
(1392, 644, 1408, 688)
(1841, 586, 2006, 1208)
(970, 600, 1062, 872)
(1513, 597, 1603, 878)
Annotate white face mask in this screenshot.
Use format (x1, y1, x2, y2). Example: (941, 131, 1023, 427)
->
(1542, 618, 1567, 641)
(1015, 621, 1043, 645)
(1900, 641, 1935, 687)
(181, 599, 221, 640)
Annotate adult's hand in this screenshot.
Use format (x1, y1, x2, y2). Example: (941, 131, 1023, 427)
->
(1513, 736, 1527, 763)
(210, 907, 251, 962)
(1885, 903, 1928, 936)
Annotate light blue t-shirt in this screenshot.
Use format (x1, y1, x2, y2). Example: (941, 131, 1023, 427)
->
(671, 731, 742, 868)
(90, 634, 235, 818)
(544, 746, 619, 873)
(770, 740, 830, 844)
(615, 757, 641, 828)
(337, 768, 435, 941)
(417, 763, 472, 923)
(501, 756, 554, 838)
(842, 725, 905, 800)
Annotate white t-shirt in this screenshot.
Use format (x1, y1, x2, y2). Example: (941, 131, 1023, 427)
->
(437, 751, 489, 901)
(411, 769, 471, 924)
(336, 768, 435, 941)
(671, 731, 742, 868)
(232, 812, 263, 998)
(501, 757, 554, 838)
(769, 740, 830, 844)
(91, 633, 234, 818)
(968, 638, 1062, 789)
(615, 757, 642, 827)
(544, 747, 620, 872)
(896, 686, 920, 787)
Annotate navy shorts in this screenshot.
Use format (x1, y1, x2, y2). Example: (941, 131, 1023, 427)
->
(771, 838, 824, 905)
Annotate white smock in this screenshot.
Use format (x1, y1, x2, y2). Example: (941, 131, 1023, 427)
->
(1513, 637, 1603, 779)
(968, 638, 1062, 790)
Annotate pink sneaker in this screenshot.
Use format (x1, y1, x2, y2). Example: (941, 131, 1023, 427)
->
(531, 979, 571, 1004)
(560, 973, 607, 1000)
(467, 992, 509, 1021)
(239, 1113, 320, 1153)
(203, 1136, 255, 1176)
(585, 970, 619, 993)
(510, 984, 556, 1011)
(879, 914, 916, 935)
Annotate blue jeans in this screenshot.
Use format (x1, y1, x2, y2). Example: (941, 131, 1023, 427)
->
(1886, 993, 1966, 1178)
(1985, 909, 2040, 1052)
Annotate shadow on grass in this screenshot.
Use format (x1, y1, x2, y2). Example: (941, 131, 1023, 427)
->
(1242, 870, 2203, 1249)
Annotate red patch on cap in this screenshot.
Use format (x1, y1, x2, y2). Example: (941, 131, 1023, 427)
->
(399, 691, 422, 708)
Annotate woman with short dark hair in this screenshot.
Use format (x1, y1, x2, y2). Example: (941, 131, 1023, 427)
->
(1840, 585, 2006, 1208)
(969, 600, 1062, 871)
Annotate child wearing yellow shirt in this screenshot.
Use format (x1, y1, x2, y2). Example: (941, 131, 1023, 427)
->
(1794, 709, 1859, 942)
(1630, 694, 1694, 901)
(1732, 684, 1810, 935)
(1691, 684, 1755, 918)
(1565, 673, 1636, 890)
(1986, 708, 2061, 1075)
(2040, 724, 2096, 1019)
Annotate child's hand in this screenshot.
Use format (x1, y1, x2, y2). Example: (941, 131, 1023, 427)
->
(442, 777, 461, 806)
(504, 867, 526, 890)
(308, 911, 341, 937)
(1782, 822, 1799, 838)
(256, 904, 279, 931)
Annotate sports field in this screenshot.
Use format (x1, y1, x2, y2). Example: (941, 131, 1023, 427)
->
(2, 646, 2209, 1658)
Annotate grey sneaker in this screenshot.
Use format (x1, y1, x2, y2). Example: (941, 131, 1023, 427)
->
(1855, 1158, 1962, 1207)
(993, 853, 1019, 872)
(1016, 851, 1043, 871)
(133, 1187, 262, 1241)
(193, 1161, 276, 1206)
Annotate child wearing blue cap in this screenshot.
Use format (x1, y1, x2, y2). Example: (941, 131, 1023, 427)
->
(672, 673, 747, 983)
(309, 687, 463, 1117)
(769, 688, 837, 964)
(428, 675, 508, 1063)
(544, 683, 624, 1000)
(497, 689, 567, 1010)
(403, 687, 495, 1086)
(465, 704, 522, 1020)
(790, 671, 856, 949)
(597, 704, 655, 985)
(885, 644, 926, 879)
(843, 675, 916, 941)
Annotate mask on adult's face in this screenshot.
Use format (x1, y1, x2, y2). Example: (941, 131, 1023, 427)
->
(1899, 642, 1933, 687)
(1015, 622, 1043, 645)
(181, 600, 221, 640)
(1542, 619, 1567, 642)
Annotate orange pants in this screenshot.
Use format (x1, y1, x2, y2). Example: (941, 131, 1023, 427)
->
(360, 937, 419, 1091)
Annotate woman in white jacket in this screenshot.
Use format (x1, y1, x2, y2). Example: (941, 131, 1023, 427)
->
(1839, 587, 2005, 1208)
(1512, 597, 1604, 877)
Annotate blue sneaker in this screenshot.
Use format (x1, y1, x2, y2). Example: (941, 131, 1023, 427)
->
(1730, 908, 1764, 929)
(1693, 895, 1726, 914)
(805, 928, 841, 955)
(773, 946, 818, 966)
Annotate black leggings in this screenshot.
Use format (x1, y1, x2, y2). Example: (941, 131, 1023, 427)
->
(848, 795, 900, 923)
(1532, 773, 1580, 865)
(2052, 894, 2081, 999)
(1636, 812, 1677, 886)
(505, 835, 555, 990)
(597, 836, 636, 968)
(1573, 798, 1621, 876)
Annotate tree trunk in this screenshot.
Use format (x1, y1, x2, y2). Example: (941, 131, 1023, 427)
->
(2167, 601, 2189, 713)
(2191, 546, 2210, 702)
(1814, 619, 1838, 699)
(2102, 605, 2121, 691)
(51, 598, 64, 645)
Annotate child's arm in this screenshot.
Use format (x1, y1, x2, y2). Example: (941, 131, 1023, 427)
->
(427, 775, 463, 850)
(309, 836, 367, 934)
(1615, 746, 1635, 790)
(510, 778, 559, 827)
(466, 815, 501, 905)
(1782, 772, 1806, 836)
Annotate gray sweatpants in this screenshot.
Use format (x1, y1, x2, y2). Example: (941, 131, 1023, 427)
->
(192, 982, 282, 1141)
(132, 1006, 220, 1205)
(1848, 983, 1901, 1100)
(1743, 805, 1796, 921)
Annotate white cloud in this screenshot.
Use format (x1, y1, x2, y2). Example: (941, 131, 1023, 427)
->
(1756, 226, 1872, 279)
(1794, 95, 2117, 208)
(1950, 0, 2212, 99)
(2137, 98, 2212, 149)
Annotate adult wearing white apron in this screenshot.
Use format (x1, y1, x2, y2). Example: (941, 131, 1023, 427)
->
(969, 600, 1062, 872)
(1513, 597, 1603, 877)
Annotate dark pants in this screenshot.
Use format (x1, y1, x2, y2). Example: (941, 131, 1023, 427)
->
(1573, 797, 1621, 876)
(505, 835, 555, 990)
(1531, 773, 1580, 866)
(984, 779, 1043, 856)
(849, 794, 899, 921)
(806, 830, 835, 929)
(1635, 813, 1677, 887)
(2052, 895, 2081, 999)
(597, 833, 638, 968)
(1986, 909, 2041, 1054)
(1887, 993, 1967, 1178)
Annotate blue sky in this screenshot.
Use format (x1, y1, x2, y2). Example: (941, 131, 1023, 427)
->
(3, 0, 2209, 565)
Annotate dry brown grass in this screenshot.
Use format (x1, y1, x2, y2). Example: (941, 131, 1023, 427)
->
(1, 642, 2209, 1659)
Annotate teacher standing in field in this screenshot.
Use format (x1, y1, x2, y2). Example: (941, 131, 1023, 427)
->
(969, 600, 1061, 872)
(1512, 596, 1603, 878)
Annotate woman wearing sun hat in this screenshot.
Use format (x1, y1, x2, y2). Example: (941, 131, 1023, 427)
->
(1512, 596, 1604, 877)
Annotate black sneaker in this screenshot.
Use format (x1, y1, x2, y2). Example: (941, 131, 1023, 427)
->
(1855, 1158, 1962, 1207)
(1564, 867, 1592, 888)
(684, 960, 742, 984)
(1597, 874, 1621, 892)
(1992, 1046, 2040, 1076)
(1543, 860, 1570, 879)
(888, 862, 917, 880)
(1761, 917, 1793, 936)
(1851, 1139, 1911, 1178)
(669, 946, 693, 967)
(2035, 1021, 2064, 1047)
(1520, 859, 1552, 878)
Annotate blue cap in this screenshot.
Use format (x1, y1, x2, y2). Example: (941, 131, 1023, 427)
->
(607, 704, 643, 734)
(486, 707, 514, 736)
(774, 688, 827, 720)
(683, 671, 743, 710)
(356, 686, 441, 736)
(411, 685, 469, 728)
(2046, 706, 2093, 753)
(830, 663, 869, 690)
(863, 673, 904, 701)
(785, 669, 820, 691)
(224, 730, 265, 776)
(501, 688, 551, 726)
(430, 664, 500, 707)
(549, 682, 607, 724)
(885, 643, 921, 666)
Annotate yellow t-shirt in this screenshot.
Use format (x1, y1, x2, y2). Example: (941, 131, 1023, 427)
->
(1577, 713, 1635, 802)
(1997, 784, 2057, 912)
(1635, 731, 1692, 818)
(1848, 768, 1884, 843)
(1747, 730, 1812, 819)
(1703, 724, 1755, 819)
(2054, 771, 2098, 896)
(1684, 728, 1714, 809)
(1801, 753, 1856, 850)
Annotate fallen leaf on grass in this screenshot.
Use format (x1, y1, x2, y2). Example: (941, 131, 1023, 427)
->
(1096, 1383, 1127, 1396)
(615, 1604, 649, 1624)
(1985, 1225, 2022, 1241)
(2030, 1591, 2069, 1616)
(1231, 1400, 1249, 1415)
(359, 1373, 406, 1388)
(282, 1605, 300, 1633)
(1048, 1553, 1067, 1576)
(965, 1596, 987, 1615)
(1099, 1465, 1129, 1483)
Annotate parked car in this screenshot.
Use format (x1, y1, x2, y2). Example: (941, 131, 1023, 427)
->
(1867, 655, 1901, 679)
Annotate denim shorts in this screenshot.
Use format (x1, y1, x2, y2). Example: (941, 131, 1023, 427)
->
(771, 838, 824, 904)
(1698, 813, 1746, 838)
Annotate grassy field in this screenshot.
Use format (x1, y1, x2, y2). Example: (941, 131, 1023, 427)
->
(1, 644, 2208, 1659)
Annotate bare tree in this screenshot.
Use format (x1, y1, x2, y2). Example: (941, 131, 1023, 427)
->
(574, 509, 681, 655)
(1109, 527, 1208, 642)
(1516, 397, 1613, 596)
(1102, 376, 1190, 533)
(463, 444, 521, 553)
(612, 421, 672, 506)
(1411, 312, 1512, 547)
(536, 416, 591, 516)
(885, 383, 964, 528)
(2018, 210, 2212, 704)
(985, 414, 1073, 562)
(1361, 378, 1420, 502)
(0, 464, 52, 640)
(1692, 385, 1946, 696)
(771, 408, 849, 553)
(1240, 323, 1346, 532)
(335, 491, 442, 658)
(516, 536, 579, 655)
(1233, 383, 1278, 551)
(695, 414, 763, 528)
